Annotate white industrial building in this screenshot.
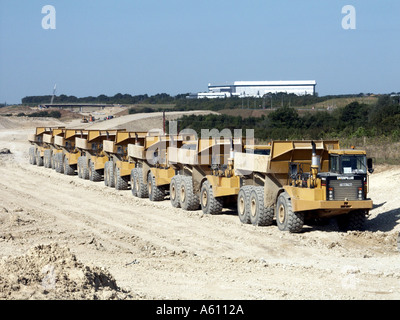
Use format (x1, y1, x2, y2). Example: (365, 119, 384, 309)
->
(188, 80, 317, 99)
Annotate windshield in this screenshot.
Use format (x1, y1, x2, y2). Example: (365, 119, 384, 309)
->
(330, 155, 367, 174)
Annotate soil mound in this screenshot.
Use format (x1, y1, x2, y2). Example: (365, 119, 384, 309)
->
(0, 244, 133, 300)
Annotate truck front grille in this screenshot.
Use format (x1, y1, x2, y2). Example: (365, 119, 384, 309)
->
(328, 179, 362, 201)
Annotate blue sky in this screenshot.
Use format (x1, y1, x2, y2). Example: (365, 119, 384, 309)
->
(0, 0, 399, 103)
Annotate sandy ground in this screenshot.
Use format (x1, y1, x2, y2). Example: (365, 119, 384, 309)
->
(0, 114, 400, 300)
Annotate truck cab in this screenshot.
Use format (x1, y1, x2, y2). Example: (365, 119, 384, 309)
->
(321, 150, 373, 202)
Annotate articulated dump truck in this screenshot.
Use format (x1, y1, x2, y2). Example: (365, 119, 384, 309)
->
(75, 129, 122, 182)
(167, 137, 244, 213)
(29, 127, 374, 233)
(28, 126, 65, 167)
(234, 140, 374, 232)
(102, 130, 190, 199)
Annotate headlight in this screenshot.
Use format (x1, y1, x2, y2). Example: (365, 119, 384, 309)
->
(358, 187, 363, 200)
(328, 187, 334, 200)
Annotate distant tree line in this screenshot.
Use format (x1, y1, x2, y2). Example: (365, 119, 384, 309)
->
(21, 92, 377, 112)
(16, 110, 61, 118)
(21, 93, 184, 105)
(171, 95, 400, 141)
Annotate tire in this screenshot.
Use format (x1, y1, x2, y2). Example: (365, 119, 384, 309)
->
(130, 168, 137, 196)
(104, 162, 110, 186)
(89, 161, 102, 182)
(337, 210, 367, 231)
(36, 149, 44, 167)
(51, 153, 56, 169)
(54, 153, 64, 173)
(276, 192, 304, 233)
(134, 168, 148, 198)
(115, 167, 129, 190)
(148, 171, 165, 201)
(107, 162, 115, 188)
(77, 157, 83, 178)
(81, 157, 89, 180)
(169, 175, 181, 208)
(200, 180, 223, 215)
(249, 186, 274, 226)
(179, 176, 199, 211)
(29, 147, 36, 165)
(44, 149, 52, 168)
(237, 186, 251, 224)
(63, 156, 75, 176)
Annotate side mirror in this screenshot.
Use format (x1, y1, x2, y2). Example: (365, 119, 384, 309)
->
(367, 158, 374, 174)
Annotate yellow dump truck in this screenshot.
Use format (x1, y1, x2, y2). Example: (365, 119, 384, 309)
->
(52, 129, 88, 175)
(28, 127, 65, 168)
(234, 140, 374, 232)
(75, 130, 121, 182)
(128, 132, 189, 201)
(167, 137, 244, 213)
(102, 131, 148, 190)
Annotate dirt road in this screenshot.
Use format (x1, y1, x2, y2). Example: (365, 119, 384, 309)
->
(0, 116, 400, 300)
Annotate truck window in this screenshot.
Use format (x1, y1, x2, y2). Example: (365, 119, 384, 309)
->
(330, 155, 340, 173)
(342, 155, 367, 174)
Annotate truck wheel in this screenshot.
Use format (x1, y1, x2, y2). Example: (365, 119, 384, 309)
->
(276, 192, 304, 233)
(29, 147, 36, 165)
(51, 153, 56, 169)
(179, 176, 199, 211)
(55, 153, 64, 174)
(64, 156, 75, 176)
(134, 168, 148, 198)
(82, 157, 89, 180)
(249, 186, 274, 226)
(237, 186, 251, 224)
(115, 167, 129, 190)
(170, 175, 181, 208)
(337, 210, 367, 231)
(36, 149, 44, 167)
(44, 149, 52, 168)
(200, 180, 223, 215)
(107, 162, 115, 188)
(130, 168, 137, 196)
(104, 162, 110, 186)
(89, 161, 102, 182)
(77, 157, 83, 178)
(148, 171, 165, 201)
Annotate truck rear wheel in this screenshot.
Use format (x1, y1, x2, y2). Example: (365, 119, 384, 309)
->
(29, 147, 36, 165)
(148, 171, 165, 201)
(200, 180, 223, 215)
(179, 176, 199, 211)
(44, 149, 52, 168)
(64, 156, 75, 176)
(89, 161, 102, 182)
(36, 149, 44, 167)
(249, 186, 274, 226)
(276, 192, 304, 233)
(55, 153, 64, 174)
(106, 162, 115, 188)
(170, 175, 181, 208)
(78, 156, 85, 178)
(337, 210, 367, 231)
(51, 153, 56, 169)
(130, 168, 137, 196)
(114, 167, 129, 190)
(237, 186, 251, 224)
(134, 168, 148, 198)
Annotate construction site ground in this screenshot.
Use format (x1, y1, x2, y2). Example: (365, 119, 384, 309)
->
(0, 113, 400, 300)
